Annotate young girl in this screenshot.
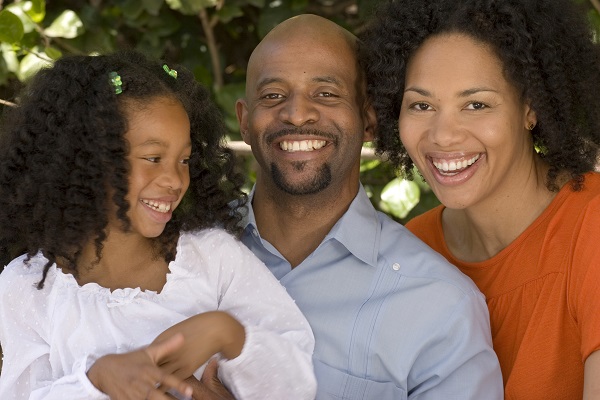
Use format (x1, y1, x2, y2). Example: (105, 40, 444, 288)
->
(0, 51, 316, 399)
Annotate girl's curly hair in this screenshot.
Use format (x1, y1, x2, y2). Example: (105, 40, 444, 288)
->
(0, 50, 246, 287)
(360, 0, 600, 190)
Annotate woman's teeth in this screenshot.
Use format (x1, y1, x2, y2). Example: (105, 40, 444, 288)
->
(433, 154, 480, 173)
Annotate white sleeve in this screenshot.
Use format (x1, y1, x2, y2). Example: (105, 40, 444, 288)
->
(209, 234, 317, 400)
(0, 260, 108, 400)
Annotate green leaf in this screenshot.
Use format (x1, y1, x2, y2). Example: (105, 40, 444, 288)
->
(121, 0, 146, 19)
(1, 43, 20, 73)
(379, 177, 420, 219)
(0, 10, 25, 44)
(142, 0, 164, 16)
(44, 46, 62, 60)
(44, 10, 84, 39)
(216, 5, 243, 24)
(5, 3, 36, 33)
(17, 49, 52, 81)
(26, 0, 46, 23)
(165, 0, 217, 15)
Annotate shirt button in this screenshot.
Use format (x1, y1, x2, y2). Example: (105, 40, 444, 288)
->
(392, 263, 400, 271)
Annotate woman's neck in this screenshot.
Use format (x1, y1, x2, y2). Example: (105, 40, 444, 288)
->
(442, 160, 567, 262)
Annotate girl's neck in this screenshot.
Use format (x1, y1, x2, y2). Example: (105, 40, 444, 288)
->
(442, 160, 567, 263)
(73, 231, 170, 292)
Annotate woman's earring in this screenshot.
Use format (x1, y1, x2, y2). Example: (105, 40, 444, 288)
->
(527, 122, 536, 131)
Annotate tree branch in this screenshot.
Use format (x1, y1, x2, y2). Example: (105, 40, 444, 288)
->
(198, 8, 223, 90)
(0, 99, 17, 107)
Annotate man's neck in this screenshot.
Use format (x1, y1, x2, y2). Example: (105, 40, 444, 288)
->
(251, 180, 359, 267)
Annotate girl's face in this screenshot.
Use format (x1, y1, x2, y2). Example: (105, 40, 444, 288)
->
(399, 33, 536, 211)
(119, 96, 191, 238)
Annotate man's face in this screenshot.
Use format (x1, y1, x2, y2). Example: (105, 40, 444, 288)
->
(237, 33, 374, 196)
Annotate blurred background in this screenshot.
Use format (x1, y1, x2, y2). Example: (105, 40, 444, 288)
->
(0, 0, 599, 227)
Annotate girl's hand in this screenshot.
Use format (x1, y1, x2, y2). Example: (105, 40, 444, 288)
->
(87, 334, 193, 400)
(153, 311, 246, 379)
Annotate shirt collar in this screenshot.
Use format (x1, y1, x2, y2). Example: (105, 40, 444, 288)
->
(242, 184, 380, 268)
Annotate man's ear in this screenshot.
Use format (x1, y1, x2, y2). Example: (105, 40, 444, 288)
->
(363, 102, 377, 143)
(236, 99, 250, 144)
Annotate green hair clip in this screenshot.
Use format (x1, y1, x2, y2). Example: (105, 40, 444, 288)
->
(163, 64, 177, 79)
(109, 71, 123, 94)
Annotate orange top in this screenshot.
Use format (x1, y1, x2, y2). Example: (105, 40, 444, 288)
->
(406, 173, 600, 400)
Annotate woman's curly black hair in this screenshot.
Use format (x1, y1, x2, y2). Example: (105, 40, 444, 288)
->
(360, 0, 600, 190)
(0, 50, 246, 287)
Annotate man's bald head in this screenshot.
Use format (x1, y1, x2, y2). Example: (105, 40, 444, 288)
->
(246, 14, 361, 96)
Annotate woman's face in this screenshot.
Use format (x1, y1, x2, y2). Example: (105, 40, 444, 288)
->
(114, 96, 191, 239)
(399, 33, 537, 211)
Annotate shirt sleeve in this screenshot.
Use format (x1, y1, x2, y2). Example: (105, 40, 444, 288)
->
(408, 289, 504, 399)
(208, 233, 317, 400)
(0, 259, 108, 400)
(569, 196, 600, 362)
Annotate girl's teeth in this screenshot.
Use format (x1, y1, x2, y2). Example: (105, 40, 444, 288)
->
(142, 200, 171, 213)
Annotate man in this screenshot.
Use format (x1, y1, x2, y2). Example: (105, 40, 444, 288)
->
(235, 14, 503, 399)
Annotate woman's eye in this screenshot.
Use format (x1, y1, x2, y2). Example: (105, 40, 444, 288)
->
(411, 103, 431, 111)
(181, 158, 190, 165)
(144, 157, 160, 163)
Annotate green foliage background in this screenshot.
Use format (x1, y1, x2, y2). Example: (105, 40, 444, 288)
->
(0, 0, 599, 225)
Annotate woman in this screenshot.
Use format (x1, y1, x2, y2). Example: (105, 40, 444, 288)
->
(361, 0, 600, 398)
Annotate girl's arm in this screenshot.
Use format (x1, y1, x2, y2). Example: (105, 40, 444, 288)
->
(164, 230, 316, 400)
(0, 260, 191, 400)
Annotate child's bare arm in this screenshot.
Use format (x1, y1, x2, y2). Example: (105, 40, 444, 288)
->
(152, 311, 246, 379)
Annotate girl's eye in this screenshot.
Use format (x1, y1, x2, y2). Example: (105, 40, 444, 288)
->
(466, 102, 487, 110)
(145, 157, 160, 163)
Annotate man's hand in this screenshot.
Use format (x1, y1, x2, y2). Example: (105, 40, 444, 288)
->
(181, 359, 235, 400)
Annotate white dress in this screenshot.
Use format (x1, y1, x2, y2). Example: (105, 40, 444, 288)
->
(0, 228, 316, 400)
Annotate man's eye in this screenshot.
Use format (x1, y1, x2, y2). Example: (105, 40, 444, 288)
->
(263, 93, 283, 100)
(318, 92, 336, 97)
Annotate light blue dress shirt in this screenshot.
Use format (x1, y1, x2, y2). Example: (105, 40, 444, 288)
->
(241, 185, 503, 399)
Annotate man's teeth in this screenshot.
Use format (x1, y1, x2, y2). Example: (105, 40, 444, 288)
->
(142, 200, 171, 213)
(279, 140, 327, 152)
(433, 154, 480, 172)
